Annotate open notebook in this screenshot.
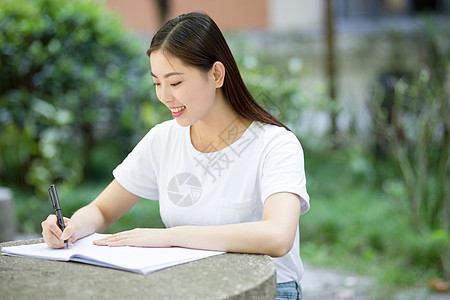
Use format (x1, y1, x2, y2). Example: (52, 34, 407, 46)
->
(1, 233, 224, 274)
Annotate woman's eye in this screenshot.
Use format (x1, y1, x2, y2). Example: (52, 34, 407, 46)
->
(153, 82, 160, 86)
(170, 82, 182, 87)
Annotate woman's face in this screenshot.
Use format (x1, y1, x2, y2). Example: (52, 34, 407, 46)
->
(150, 50, 218, 127)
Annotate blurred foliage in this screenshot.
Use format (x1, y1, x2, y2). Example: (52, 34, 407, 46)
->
(370, 18, 449, 231)
(0, 0, 167, 196)
(368, 18, 450, 279)
(372, 68, 449, 230)
(236, 54, 306, 130)
(235, 51, 338, 134)
(302, 145, 449, 292)
(300, 17, 450, 290)
(14, 181, 164, 235)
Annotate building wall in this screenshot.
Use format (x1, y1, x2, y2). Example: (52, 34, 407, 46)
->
(105, 0, 160, 32)
(169, 0, 268, 30)
(267, 0, 323, 31)
(104, 0, 270, 32)
(103, 0, 324, 33)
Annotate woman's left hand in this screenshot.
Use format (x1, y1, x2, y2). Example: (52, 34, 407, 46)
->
(93, 228, 172, 248)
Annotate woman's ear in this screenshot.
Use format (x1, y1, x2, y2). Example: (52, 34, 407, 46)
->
(212, 61, 225, 88)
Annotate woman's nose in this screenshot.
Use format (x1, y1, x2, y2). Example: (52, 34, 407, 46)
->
(158, 85, 173, 104)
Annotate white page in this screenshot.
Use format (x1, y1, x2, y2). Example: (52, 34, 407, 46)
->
(1, 233, 224, 274)
(0, 234, 102, 261)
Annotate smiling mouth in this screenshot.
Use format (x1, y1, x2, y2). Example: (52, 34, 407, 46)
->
(170, 106, 186, 113)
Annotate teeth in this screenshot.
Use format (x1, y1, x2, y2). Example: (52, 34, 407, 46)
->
(171, 106, 185, 113)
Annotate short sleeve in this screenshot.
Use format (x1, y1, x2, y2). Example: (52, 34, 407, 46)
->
(112, 126, 161, 200)
(259, 130, 310, 215)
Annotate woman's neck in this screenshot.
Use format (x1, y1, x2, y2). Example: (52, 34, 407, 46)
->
(190, 94, 252, 153)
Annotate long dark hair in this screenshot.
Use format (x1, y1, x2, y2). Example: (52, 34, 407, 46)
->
(146, 12, 289, 131)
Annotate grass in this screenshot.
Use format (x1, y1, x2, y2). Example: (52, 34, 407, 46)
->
(301, 144, 448, 296)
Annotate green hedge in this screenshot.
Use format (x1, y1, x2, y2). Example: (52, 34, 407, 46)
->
(0, 0, 166, 195)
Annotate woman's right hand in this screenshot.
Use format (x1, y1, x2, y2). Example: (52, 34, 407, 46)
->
(41, 180, 142, 249)
(41, 214, 81, 249)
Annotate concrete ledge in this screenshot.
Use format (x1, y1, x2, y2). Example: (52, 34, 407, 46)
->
(0, 238, 276, 300)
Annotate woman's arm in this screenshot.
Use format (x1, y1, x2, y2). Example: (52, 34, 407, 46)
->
(42, 179, 141, 248)
(94, 192, 301, 257)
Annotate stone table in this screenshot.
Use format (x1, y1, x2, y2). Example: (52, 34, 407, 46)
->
(0, 238, 276, 300)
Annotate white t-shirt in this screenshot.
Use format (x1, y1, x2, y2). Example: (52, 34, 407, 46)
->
(113, 119, 310, 283)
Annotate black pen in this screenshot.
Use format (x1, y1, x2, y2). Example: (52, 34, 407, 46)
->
(48, 184, 69, 249)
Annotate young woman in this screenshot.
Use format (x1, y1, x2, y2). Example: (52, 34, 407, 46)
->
(41, 12, 309, 300)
